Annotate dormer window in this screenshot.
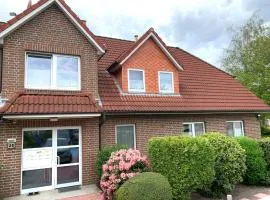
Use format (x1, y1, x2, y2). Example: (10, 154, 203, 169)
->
(159, 71, 174, 93)
(128, 69, 145, 93)
(25, 53, 80, 91)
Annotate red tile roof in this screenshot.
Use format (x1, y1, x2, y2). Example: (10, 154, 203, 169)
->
(96, 35, 270, 113)
(0, 93, 100, 115)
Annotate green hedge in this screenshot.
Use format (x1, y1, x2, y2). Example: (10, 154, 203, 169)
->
(148, 136, 215, 200)
(199, 133, 246, 198)
(236, 137, 267, 185)
(95, 145, 127, 179)
(262, 126, 270, 137)
(258, 138, 270, 184)
(115, 172, 173, 200)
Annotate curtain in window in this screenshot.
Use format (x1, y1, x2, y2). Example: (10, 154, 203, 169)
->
(117, 126, 135, 148)
(160, 73, 173, 92)
(129, 71, 144, 91)
(194, 123, 204, 136)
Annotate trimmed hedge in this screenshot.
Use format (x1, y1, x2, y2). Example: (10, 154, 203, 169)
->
(115, 172, 173, 200)
(236, 137, 267, 185)
(95, 145, 127, 178)
(259, 138, 270, 184)
(262, 126, 270, 137)
(148, 136, 215, 200)
(200, 133, 246, 198)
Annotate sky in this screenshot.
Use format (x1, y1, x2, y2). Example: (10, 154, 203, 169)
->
(0, 0, 270, 67)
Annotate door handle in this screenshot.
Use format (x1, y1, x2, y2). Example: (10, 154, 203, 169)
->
(57, 156, 60, 165)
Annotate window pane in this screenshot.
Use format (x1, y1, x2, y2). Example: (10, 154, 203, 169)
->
(22, 168, 52, 189)
(129, 70, 144, 91)
(234, 122, 244, 137)
(57, 148, 79, 164)
(183, 124, 193, 136)
(194, 123, 204, 136)
(57, 56, 79, 89)
(117, 126, 135, 148)
(227, 122, 234, 137)
(23, 130, 52, 149)
(160, 72, 173, 92)
(57, 129, 79, 146)
(27, 55, 51, 88)
(57, 165, 79, 185)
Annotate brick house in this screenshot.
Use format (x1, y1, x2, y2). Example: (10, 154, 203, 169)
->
(0, 0, 269, 198)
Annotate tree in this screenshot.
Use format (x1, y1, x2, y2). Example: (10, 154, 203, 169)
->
(222, 13, 270, 105)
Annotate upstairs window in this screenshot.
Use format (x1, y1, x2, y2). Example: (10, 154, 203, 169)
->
(159, 71, 174, 93)
(128, 69, 145, 92)
(25, 53, 80, 90)
(183, 122, 205, 137)
(227, 121, 244, 137)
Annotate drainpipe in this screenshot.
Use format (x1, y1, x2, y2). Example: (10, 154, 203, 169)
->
(99, 114, 106, 150)
(0, 47, 3, 93)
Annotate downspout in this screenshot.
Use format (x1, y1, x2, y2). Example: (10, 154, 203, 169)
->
(0, 46, 3, 93)
(99, 113, 106, 150)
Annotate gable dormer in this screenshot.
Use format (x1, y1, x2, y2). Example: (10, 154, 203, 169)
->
(108, 28, 183, 95)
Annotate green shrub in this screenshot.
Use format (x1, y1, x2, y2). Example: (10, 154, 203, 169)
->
(115, 172, 173, 200)
(258, 138, 270, 184)
(148, 136, 215, 200)
(95, 145, 127, 179)
(236, 137, 267, 185)
(199, 132, 246, 198)
(262, 126, 270, 137)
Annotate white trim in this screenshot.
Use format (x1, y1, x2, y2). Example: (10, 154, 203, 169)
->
(120, 32, 183, 70)
(21, 126, 82, 194)
(0, 0, 105, 54)
(183, 122, 205, 137)
(127, 69, 145, 93)
(158, 71, 174, 94)
(226, 120, 245, 137)
(0, 38, 3, 45)
(25, 53, 81, 91)
(115, 124, 136, 149)
(3, 113, 101, 120)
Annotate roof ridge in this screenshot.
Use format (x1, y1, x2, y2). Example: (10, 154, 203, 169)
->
(96, 35, 135, 43)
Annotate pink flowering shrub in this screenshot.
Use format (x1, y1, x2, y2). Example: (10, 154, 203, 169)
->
(100, 149, 150, 200)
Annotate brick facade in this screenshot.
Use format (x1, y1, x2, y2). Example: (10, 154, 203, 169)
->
(115, 38, 180, 94)
(1, 3, 99, 100)
(101, 113, 261, 154)
(0, 118, 99, 198)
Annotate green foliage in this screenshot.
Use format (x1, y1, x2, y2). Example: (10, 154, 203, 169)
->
(222, 13, 270, 105)
(148, 136, 215, 200)
(236, 137, 267, 185)
(262, 126, 270, 137)
(199, 132, 246, 198)
(115, 172, 173, 200)
(259, 138, 270, 184)
(95, 145, 127, 179)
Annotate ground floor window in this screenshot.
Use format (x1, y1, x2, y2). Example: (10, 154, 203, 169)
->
(227, 121, 244, 137)
(183, 122, 205, 137)
(116, 124, 136, 149)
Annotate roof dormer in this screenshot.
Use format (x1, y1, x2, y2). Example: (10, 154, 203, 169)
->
(108, 28, 183, 95)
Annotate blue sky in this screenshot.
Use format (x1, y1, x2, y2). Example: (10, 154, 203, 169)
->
(1, 0, 270, 67)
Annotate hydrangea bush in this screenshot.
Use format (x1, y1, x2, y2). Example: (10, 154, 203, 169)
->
(100, 149, 150, 200)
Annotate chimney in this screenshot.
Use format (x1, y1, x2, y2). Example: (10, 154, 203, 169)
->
(134, 35, 139, 41)
(81, 20, 87, 26)
(27, 0, 32, 9)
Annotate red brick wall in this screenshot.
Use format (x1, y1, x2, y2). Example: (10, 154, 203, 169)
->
(115, 38, 180, 94)
(0, 118, 99, 198)
(1, 3, 99, 100)
(101, 113, 261, 154)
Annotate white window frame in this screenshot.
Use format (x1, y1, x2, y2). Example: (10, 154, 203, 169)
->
(21, 126, 82, 194)
(226, 120, 245, 137)
(183, 122, 205, 137)
(158, 71, 174, 94)
(25, 53, 81, 91)
(128, 69, 145, 93)
(115, 124, 136, 149)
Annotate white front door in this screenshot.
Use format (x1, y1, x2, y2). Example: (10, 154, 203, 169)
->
(21, 127, 82, 194)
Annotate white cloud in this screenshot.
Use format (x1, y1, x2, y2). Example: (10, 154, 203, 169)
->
(0, 0, 270, 67)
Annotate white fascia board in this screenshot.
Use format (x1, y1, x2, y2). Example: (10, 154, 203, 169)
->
(119, 32, 183, 70)
(3, 113, 101, 120)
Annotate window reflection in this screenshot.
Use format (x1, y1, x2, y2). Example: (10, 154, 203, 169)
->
(57, 129, 79, 146)
(23, 130, 52, 149)
(57, 148, 79, 164)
